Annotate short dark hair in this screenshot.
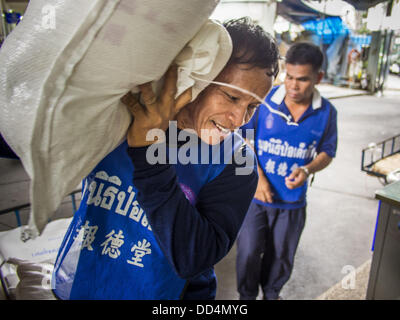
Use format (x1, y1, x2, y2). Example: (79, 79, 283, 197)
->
(285, 41, 323, 72)
(223, 17, 279, 78)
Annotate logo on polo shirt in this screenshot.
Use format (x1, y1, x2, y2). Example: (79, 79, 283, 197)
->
(265, 113, 274, 129)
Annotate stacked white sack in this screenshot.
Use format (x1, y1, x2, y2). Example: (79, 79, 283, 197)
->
(0, 0, 232, 239)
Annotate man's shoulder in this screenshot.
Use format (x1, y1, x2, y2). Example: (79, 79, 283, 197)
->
(232, 132, 255, 158)
(266, 85, 283, 103)
(220, 132, 258, 178)
(320, 95, 338, 113)
(269, 84, 282, 95)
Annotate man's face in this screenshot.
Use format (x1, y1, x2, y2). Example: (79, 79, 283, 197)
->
(284, 63, 323, 105)
(180, 63, 273, 144)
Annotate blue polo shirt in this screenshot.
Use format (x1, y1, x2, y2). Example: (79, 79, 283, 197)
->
(53, 129, 258, 300)
(241, 85, 337, 209)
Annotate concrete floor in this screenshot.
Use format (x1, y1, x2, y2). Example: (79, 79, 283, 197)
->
(1, 76, 400, 300)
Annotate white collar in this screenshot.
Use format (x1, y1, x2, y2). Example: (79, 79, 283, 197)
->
(270, 85, 322, 110)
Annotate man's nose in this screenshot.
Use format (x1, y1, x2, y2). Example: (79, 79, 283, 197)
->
(228, 105, 247, 129)
(289, 79, 299, 89)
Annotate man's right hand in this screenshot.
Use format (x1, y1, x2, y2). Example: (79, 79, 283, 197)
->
(254, 166, 274, 203)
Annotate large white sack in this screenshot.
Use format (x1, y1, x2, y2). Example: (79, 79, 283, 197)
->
(0, 0, 231, 238)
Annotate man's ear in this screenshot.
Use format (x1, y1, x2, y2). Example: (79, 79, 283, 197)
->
(316, 71, 324, 84)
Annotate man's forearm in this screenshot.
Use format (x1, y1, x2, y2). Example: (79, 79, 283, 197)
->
(304, 152, 332, 174)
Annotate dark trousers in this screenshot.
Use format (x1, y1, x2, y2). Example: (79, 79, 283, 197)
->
(236, 202, 306, 300)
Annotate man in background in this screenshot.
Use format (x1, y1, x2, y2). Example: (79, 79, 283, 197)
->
(237, 41, 338, 300)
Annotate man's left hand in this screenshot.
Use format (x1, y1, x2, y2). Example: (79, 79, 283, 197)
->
(285, 167, 308, 189)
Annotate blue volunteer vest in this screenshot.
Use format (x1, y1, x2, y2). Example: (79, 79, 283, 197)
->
(254, 88, 331, 208)
(53, 132, 244, 300)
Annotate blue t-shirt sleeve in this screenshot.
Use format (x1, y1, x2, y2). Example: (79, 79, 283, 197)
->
(317, 103, 338, 158)
(127, 145, 258, 279)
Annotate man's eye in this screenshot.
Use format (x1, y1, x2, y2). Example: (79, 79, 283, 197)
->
(224, 91, 239, 102)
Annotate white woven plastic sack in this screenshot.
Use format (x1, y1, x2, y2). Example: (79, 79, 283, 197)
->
(0, 0, 231, 238)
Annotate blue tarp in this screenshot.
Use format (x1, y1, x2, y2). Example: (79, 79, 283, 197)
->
(302, 16, 349, 45)
(350, 34, 372, 47)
